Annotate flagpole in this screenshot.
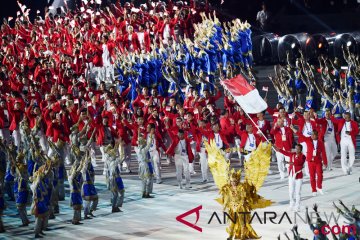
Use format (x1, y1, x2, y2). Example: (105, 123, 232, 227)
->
(242, 105, 278, 153)
(264, 91, 268, 100)
(243, 111, 271, 143)
(221, 80, 274, 149)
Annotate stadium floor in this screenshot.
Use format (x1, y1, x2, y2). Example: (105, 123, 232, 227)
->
(1, 152, 360, 240)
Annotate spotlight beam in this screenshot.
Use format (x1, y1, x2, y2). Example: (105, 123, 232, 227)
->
(290, 0, 333, 32)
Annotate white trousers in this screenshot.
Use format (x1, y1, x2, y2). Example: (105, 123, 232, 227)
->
(38, 130, 49, 154)
(100, 146, 107, 174)
(90, 142, 97, 166)
(142, 177, 153, 194)
(150, 150, 161, 182)
(288, 177, 302, 210)
(91, 66, 104, 85)
(340, 137, 355, 174)
(324, 136, 337, 170)
(12, 129, 21, 148)
(174, 154, 190, 187)
(300, 142, 310, 177)
(64, 143, 70, 165)
(102, 64, 114, 83)
(134, 146, 139, 155)
(0, 128, 10, 143)
(100, 146, 106, 162)
(121, 144, 132, 171)
(189, 142, 196, 173)
(276, 151, 289, 179)
(85, 63, 93, 80)
(235, 138, 242, 161)
(199, 148, 208, 181)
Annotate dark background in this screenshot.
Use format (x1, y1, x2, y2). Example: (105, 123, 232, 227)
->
(0, 0, 50, 22)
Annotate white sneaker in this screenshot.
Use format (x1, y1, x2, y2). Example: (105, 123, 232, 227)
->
(312, 192, 317, 197)
(317, 188, 324, 195)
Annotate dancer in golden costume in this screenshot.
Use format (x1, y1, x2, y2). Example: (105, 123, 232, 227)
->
(205, 140, 273, 240)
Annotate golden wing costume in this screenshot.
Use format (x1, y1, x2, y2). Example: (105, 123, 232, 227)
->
(205, 140, 273, 240)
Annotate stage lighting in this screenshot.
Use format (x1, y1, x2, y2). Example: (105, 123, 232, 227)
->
(252, 33, 280, 64)
(312, 33, 334, 57)
(330, 33, 357, 61)
(350, 31, 360, 55)
(278, 33, 316, 64)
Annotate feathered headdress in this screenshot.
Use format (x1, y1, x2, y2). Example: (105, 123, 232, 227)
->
(70, 123, 79, 132)
(16, 151, 26, 163)
(105, 144, 117, 158)
(229, 168, 242, 183)
(15, 162, 27, 176)
(71, 145, 81, 157)
(56, 139, 65, 148)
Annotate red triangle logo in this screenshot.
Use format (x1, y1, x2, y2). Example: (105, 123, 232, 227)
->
(176, 205, 203, 232)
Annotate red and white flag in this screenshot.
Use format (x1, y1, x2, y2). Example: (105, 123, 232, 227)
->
(262, 86, 269, 92)
(221, 74, 268, 114)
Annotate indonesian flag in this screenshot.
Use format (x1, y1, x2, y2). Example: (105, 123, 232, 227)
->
(221, 74, 268, 114)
